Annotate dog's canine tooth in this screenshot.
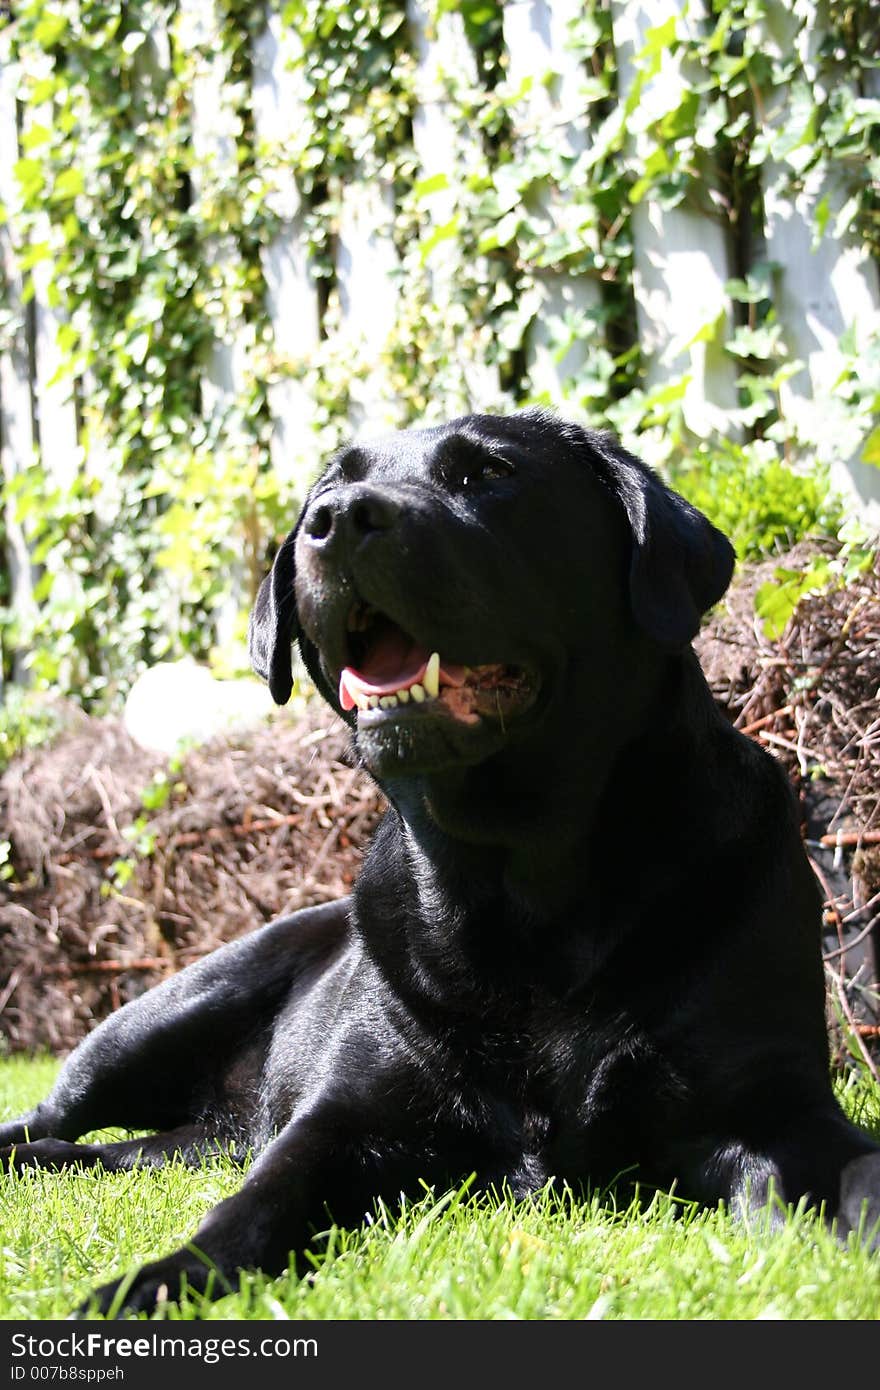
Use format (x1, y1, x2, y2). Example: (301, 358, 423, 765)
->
(424, 652, 440, 699)
(380, 695, 398, 709)
(411, 684, 426, 703)
(398, 688, 410, 704)
(354, 690, 370, 711)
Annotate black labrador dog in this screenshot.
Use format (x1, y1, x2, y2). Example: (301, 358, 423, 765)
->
(2, 409, 879, 1316)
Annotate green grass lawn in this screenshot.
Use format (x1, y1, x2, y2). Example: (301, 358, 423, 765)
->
(2, 1054, 879, 1320)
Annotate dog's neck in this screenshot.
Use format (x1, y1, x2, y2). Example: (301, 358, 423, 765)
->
(375, 650, 711, 916)
(355, 650, 723, 1011)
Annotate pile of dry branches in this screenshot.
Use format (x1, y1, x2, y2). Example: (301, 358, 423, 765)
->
(1, 538, 878, 1068)
(0, 705, 384, 1053)
(695, 540, 880, 1074)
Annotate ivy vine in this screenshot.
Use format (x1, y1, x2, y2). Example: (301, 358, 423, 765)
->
(0, 0, 877, 705)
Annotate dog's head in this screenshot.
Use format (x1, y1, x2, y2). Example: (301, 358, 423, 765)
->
(250, 410, 734, 782)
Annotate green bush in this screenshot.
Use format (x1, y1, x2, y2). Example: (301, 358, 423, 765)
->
(669, 444, 844, 562)
(0, 687, 65, 772)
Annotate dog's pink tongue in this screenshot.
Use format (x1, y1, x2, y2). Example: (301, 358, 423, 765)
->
(339, 627, 428, 710)
(339, 629, 466, 711)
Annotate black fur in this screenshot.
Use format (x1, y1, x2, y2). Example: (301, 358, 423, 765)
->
(3, 410, 878, 1317)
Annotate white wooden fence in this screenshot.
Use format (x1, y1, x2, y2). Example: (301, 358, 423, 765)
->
(1, 0, 879, 674)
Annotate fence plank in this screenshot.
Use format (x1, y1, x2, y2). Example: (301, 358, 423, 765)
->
(610, 0, 738, 444)
(407, 0, 480, 287)
(503, 0, 602, 402)
(0, 29, 36, 683)
(17, 42, 80, 493)
(252, 12, 321, 487)
(177, 0, 255, 644)
(178, 0, 248, 422)
(2, 36, 80, 686)
(757, 0, 880, 525)
(406, 0, 502, 415)
(81, 22, 176, 532)
(335, 178, 400, 435)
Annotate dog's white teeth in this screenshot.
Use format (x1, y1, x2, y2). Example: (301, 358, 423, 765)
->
(360, 675, 437, 713)
(424, 652, 440, 699)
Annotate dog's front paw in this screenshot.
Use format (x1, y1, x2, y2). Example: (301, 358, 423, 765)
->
(2, 1138, 94, 1172)
(838, 1153, 880, 1251)
(75, 1249, 229, 1319)
(0, 1119, 36, 1150)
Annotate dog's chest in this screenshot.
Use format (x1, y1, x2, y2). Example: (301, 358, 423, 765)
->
(438, 995, 661, 1142)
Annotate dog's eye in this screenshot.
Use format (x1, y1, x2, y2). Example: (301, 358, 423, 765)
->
(458, 459, 514, 488)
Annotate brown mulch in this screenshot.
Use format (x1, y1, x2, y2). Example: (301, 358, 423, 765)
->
(1, 538, 878, 1067)
(0, 704, 384, 1054)
(694, 539, 880, 837)
(694, 539, 880, 1074)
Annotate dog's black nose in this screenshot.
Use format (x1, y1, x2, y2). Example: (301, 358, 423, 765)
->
(303, 487, 401, 549)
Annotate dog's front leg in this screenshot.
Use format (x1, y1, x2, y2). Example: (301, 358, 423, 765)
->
(77, 1089, 429, 1318)
(672, 1108, 880, 1247)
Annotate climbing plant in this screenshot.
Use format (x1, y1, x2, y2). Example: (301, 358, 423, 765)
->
(0, 0, 877, 705)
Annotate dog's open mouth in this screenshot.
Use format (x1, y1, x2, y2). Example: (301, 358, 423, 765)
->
(338, 604, 534, 726)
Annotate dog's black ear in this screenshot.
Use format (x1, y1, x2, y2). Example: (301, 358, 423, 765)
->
(248, 531, 299, 705)
(590, 433, 736, 646)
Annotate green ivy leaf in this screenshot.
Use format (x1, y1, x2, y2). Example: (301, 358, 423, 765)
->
(755, 559, 834, 640)
(477, 210, 519, 252)
(725, 325, 785, 361)
(14, 157, 46, 200)
(52, 168, 85, 202)
(121, 31, 146, 56)
(33, 12, 68, 47)
(414, 173, 450, 199)
(419, 215, 462, 264)
(862, 427, 880, 468)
